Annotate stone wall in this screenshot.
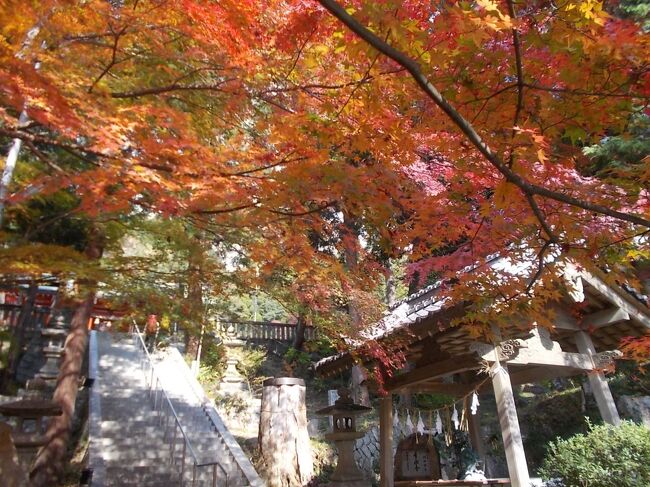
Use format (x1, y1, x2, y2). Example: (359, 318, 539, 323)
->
(618, 395, 650, 427)
(353, 425, 400, 482)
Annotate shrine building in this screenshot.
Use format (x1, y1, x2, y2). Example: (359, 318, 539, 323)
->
(315, 262, 650, 487)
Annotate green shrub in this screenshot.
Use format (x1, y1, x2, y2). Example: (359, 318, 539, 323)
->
(540, 420, 650, 487)
(237, 347, 267, 392)
(523, 387, 592, 470)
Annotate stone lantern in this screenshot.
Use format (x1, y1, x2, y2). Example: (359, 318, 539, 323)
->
(217, 322, 247, 394)
(316, 388, 372, 487)
(37, 314, 68, 387)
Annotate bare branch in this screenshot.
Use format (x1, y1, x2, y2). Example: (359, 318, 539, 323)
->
(195, 203, 256, 215)
(110, 79, 237, 98)
(525, 239, 553, 294)
(88, 26, 127, 94)
(506, 0, 524, 168)
(266, 201, 336, 216)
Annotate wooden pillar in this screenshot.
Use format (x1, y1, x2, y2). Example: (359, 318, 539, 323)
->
(379, 394, 394, 487)
(491, 364, 530, 487)
(574, 331, 621, 426)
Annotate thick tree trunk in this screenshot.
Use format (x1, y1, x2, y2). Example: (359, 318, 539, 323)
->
(30, 230, 102, 486)
(185, 239, 204, 358)
(342, 211, 370, 406)
(291, 313, 307, 351)
(29, 292, 94, 486)
(258, 378, 313, 486)
(0, 112, 29, 227)
(385, 260, 397, 308)
(0, 19, 45, 226)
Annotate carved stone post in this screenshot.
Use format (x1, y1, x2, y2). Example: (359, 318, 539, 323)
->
(0, 398, 62, 470)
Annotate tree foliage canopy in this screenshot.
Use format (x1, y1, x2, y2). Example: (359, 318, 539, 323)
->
(0, 0, 648, 342)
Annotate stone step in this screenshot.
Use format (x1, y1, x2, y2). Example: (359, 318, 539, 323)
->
(104, 463, 179, 476)
(104, 465, 180, 484)
(100, 436, 227, 451)
(101, 448, 179, 463)
(100, 423, 218, 439)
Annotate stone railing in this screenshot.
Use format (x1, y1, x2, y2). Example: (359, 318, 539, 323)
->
(215, 321, 317, 342)
(165, 345, 266, 487)
(87, 330, 106, 485)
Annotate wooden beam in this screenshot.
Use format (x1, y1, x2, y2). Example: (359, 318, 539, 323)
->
(505, 349, 594, 369)
(410, 382, 479, 396)
(573, 265, 650, 330)
(379, 395, 394, 487)
(385, 354, 478, 392)
(479, 365, 582, 392)
(515, 365, 582, 384)
(472, 343, 595, 371)
(554, 306, 630, 331)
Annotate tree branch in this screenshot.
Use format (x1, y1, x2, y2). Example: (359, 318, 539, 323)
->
(195, 203, 255, 215)
(223, 153, 307, 177)
(88, 26, 127, 94)
(316, 0, 650, 229)
(506, 0, 524, 168)
(266, 201, 335, 216)
(111, 79, 236, 98)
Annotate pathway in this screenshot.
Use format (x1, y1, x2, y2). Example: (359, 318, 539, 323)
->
(88, 331, 264, 486)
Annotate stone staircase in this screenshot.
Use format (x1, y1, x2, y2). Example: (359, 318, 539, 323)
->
(88, 331, 264, 486)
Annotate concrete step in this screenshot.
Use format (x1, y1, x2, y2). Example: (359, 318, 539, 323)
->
(100, 423, 217, 439)
(101, 448, 178, 463)
(104, 467, 180, 487)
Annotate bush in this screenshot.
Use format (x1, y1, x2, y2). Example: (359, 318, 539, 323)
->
(540, 420, 650, 487)
(237, 347, 267, 392)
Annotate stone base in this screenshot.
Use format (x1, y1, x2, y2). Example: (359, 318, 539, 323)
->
(618, 395, 650, 427)
(327, 480, 371, 487)
(219, 380, 248, 394)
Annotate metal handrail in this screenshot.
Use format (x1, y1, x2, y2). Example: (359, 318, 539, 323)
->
(132, 323, 228, 486)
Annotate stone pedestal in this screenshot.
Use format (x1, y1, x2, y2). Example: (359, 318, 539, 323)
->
(327, 430, 370, 487)
(0, 422, 29, 487)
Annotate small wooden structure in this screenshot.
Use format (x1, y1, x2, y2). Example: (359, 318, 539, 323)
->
(316, 263, 650, 487)
(394, 434, 441, 481)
